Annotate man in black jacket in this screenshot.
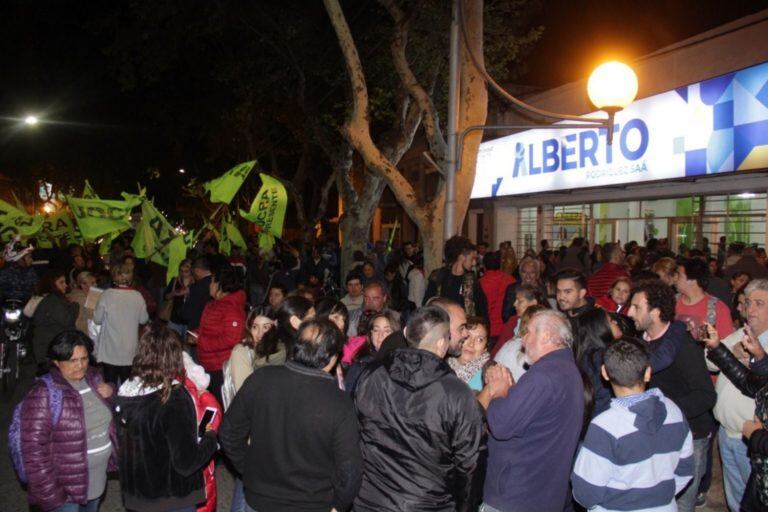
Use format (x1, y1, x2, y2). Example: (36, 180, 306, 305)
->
(628, 280, 717, 512)
(353, 306, 485, 512)
(180, 256, 212, 332)
(219, 319, 362, 512)
(424, 235, 488, 319)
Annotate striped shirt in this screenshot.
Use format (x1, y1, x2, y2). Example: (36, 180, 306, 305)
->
(572, 388, 694, 512)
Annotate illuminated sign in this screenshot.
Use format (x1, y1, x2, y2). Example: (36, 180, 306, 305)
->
(471, 61, 768, 198)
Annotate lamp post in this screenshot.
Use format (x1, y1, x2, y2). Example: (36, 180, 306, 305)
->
(443, 0, 639, 239)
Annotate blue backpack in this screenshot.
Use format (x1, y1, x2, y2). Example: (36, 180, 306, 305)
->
(8, 374, 63, 483)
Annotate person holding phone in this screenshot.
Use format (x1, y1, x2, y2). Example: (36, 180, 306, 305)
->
(116, 323, 218, 512)
(701, 278, 768, 511)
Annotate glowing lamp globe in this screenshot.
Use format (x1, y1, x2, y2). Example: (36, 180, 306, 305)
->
(587, 62, 638, 111)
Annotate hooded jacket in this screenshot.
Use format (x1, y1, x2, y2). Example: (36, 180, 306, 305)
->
(353, 348, 485, 512)
(21, 367, 117, 512)
(115, 379, 218, 512)
(572, 388, 694, 511)
(197, 289, 246, 371)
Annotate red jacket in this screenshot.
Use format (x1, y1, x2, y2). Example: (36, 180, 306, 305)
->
(595, 295, 627, 314)
(479, 270, 516, 337)
(197, 290, 246, 371)
(183, 378, 222, 512)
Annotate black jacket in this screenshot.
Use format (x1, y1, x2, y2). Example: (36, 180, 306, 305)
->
(648, 321, 717, 439)
(219, 362, 362, 512)
(424, 268, 488, 319)
(115, 385, 218, 512)
(707, 343, 768, 510)
(353, 348, 485, 512)
(180, 275, 212, 330)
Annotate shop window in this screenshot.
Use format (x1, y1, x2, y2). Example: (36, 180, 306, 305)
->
(517, 207, 537, 256)
(552, 204, 589, 249)
(702, 194, 766, 248)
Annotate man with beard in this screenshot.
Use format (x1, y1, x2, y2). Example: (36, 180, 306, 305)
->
(556, 268, 594, 318)
(353, 306, 484, 511)
(627, 280, 716, 512)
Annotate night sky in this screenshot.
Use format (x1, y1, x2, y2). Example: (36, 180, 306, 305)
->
(0, 0, 765, 207)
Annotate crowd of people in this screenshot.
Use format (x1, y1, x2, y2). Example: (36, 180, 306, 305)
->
(3, 229, 768, 512)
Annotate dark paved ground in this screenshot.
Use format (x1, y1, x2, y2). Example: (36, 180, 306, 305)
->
(0, 359, 726, 511)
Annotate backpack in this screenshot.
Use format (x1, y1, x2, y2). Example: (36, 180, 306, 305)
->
(8, 374, 63, 483)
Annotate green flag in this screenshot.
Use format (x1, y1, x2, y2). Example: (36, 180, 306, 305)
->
(0, 199, 44, 242)
(258, 231, 276, 251)
(167, 231, 195, 284)
(203, 161, 255, 204)
(219, 215, 246, 256)
(99, 230, 125, 256)
(38, 208, 81, 247)
(82, 180, 99, 199)
(132, 200, 175, 265)
(239, 173, 288, 238)
(67, 195, 141, 241)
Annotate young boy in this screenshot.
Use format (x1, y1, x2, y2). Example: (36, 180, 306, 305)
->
(572, 338, 694, 511)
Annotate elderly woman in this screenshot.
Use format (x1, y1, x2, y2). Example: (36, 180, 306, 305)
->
(447, 316, 491, 391)
(67, 271, 97, 334)
(19, 330, 116, 512)
(116, 323, 218, 512)
(32, 271, 79, 373)
(93, 263, 149, 386)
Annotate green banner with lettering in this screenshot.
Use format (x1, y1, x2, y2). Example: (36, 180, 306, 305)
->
(0, 199, 44, 242)
(239, 173, 287, 238)
(167, 230, 196, 284)
(67, 196, 141, 241)
(132, 200, 175, 265)
(203, 160, 255, 204)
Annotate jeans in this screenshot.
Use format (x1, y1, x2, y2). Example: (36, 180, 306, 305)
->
(231, 477, 246, 512)
(677, 435, 710, 512)
(719, 427, 752, 512)
(55, 499, 100, 512)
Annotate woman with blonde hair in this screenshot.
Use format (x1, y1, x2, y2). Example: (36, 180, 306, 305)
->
(93, 262, 149, 385)
(652, 257, 677, 286)
(68, 271, 97, 334)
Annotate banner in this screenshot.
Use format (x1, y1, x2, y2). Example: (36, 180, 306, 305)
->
(67, 196, 141, 241)
(472, 61, 768, 198)
(203, 160, 255, 204)
(37, 208, 81, 248)
(239, 173, 287, 238)
(167, 231, 195, 284)
(132, 200, 175, 265)
(0, 199, 44, 242)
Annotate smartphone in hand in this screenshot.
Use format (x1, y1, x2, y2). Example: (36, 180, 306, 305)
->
(198, 407, 217, 439)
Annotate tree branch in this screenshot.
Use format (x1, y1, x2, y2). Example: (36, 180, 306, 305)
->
(380, 0, 447, 164)
(323, 0, 422, 217)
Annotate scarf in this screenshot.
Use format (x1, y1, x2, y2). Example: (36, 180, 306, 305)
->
(448, 351, 490, 384)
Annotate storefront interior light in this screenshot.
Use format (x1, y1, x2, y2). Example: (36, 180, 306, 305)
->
(587, 62, 639, 111)
(738, 192, 756, 199)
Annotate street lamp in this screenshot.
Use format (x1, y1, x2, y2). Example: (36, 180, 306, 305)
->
(443, 0, 639, 239)
(24, 115, 39, 126)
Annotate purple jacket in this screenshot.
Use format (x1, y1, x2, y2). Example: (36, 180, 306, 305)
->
(21, 366, 118, 511)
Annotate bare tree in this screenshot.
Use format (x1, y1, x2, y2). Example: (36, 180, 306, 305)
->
(324, 0, 489, 272)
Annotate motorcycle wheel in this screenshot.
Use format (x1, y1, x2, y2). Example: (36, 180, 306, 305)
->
(1, 341, 18, 394)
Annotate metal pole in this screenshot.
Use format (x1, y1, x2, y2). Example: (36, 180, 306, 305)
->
(443, 0, 461, 240)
